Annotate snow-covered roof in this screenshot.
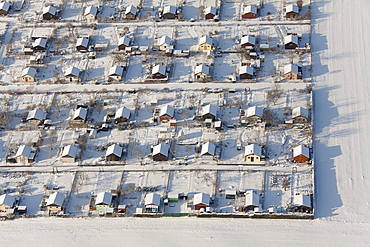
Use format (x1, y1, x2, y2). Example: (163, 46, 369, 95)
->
(199, 36, 213, 45)
(96, 192, 112, 205)
(43, 6, 57, 15)
(15, 145, 34, 159)
(193, 193, 210, 205)
(84, 6, 97, 16)
(159, 105, 174, 117)
(27, 109, 46, 121)
(239, 65, 254, 75)
(201, 142, 216, 156)
(32, 38, 47, 48)
(125, 5, 137, 15)
(61, 145, 79, 158)
(76, 37, 89, 48)
(244, 144, 263, 157)
(152, 65, 166, 76)
(163, 6, 176, 14)
(106, 144, 123, 157)
(202, 104, 217, 117)
(0, 194, 14, 207)
(293, 145, 309, 158)
(64, 67, 80, 77)
(286, 4, 299, 13)
(73, 107, 87, 120)
(247, 106, 263, 118)
(284, 35, 298, 45)
(0, 2, 11, 12)
(195, 64, 210, 75)
(118, 36, 131, 47)
(205, 6, 217, 15)
(245, 190, 259, 207)
(294, 194, 311, 207)
(46, 192, 65, 206)
(292, 107, 309, 119)
(241, 35, 256, 46)
(145, 193, 161, 206)
(21, 67, 37, 77)
(159, 35, 171, 46)
(109, 65, 124, 76)
(152, 143, 169, 156)
(244, 5, 257, 14)
(284, 64, 299, 74)
(115, 107, 130, 120)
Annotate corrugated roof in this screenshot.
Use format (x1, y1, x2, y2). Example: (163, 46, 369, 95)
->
(145, 193, 161, 206)
(43, 6, 57, 15)
(0, 194, 14, 207)
(163, 6, 176, 14)
(294, 194, 311, 207)
(239, 65, 254, 75)
(160, 105, 174, 117)
(246, 106, 263, 118)
(199, 36, 213, 45)
(152, 143, 169, 156)
(195, 64, 210, 75)
(76, 37, 89, 48)
(115, 107, 130, 120)
(0, 2, 11, 12)
(159, 35, 171, 46)
(152, 65, 166, 75)
(125, 5, 137, 15)
(109, 65, 124, 76)
(27, 109, 46, 121)
(202, 104, 217, 117)
(205, 6, 217, 15)
(21, 67, 37, 77)
(32, 38, 47, 48)
(292, 107, 309, 119)
(293, 145, 309, 158)
(64, 66, 80, 77)
(244, 144, 263, 157)
(46, 192, 65, 206)
(241, 35, 256, 45)
(194, 193, 210, 205)
(73, 107, 87, 120)
(118, 36, 131, 47)
(286, 4, 299, 13)
(84, 6, 97, 16)
(61, 145, 79, 158)
(106, 144, 123, 157)
(244, 5, 257, 14)
(96, 192, 112, 205)
(201, 142, 215, 156)
(245, 190, 259, 207)
(284, 35, 298, 45)
(284, 64, 299, 74)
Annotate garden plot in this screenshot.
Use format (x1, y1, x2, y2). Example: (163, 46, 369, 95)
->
(141, 0, 161, 10)
(214, 170, 265, 213)
(171, 53, 213, 82)
(132, 26, 156, 47)
(61, 1, 83, 21)
(175, 25, 199, 50)
(125, 56, 147, 82)
(181, 0, 200, 20)
(213, 53, 239, 81)
(221, 2, 241, 21)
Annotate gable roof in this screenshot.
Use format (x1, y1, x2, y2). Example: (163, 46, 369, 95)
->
(32, 38, 47, 48)
(46, 192, 65, 206)
(244, 144, 263, 157)
(84, 6, 97, 16)
(109, 65, 124, 76)
(0, 2, 11, 12)
(159, 105, 174, 117)
(0, 194, 14, 207)
(163, 6, 176, 14)
(22, 67, 37, 77)
(16, 145, 32, 158)
(152, 143, 169, 156)
(194, 193, 210, 205)
(199, 36, 213, 45)
(125, 5, 137, 15)
(27, 109, 46, 121)
(245, 190, 259, 207)
(205, 6, 217, 15)
(292, 107, 309, 119)
(106, 144, 123, 157)
(195, 64, 210, 75)
(293, 145, 309, 158)
(246, 106, 263, 118)
(159, 35, 171, 46)
(239, 65, 254, 75)
(201, 142, 216, 156)
(286, 4, 299, 13)
(294, 194, 311, 207)
(202, 104, 217, 117)
(145, 193, 161, 206)
(96, 192, 112, 205)
(43, 6, 57, 15)
(61, 145, 79, 158)
(284, 64, 299, 75)
(115, 107, 130, 120)
(76, 37, 89, 48)
(64, 66, 80, 77)
(152, 65, 166, 76)
(118, 36, 131, 47)
(73, 107, 87, 120)
(244, 5, 257, 14)
(241, 35, 256, 46)
(284, 35, 298, 45)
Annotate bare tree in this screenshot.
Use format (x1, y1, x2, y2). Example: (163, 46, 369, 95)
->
(267, 84, 283, 105)
(263, 109, 278, 127)
(282, 177, 290, 191)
